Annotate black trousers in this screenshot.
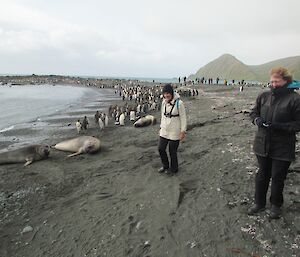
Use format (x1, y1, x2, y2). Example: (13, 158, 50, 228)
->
(255, 155, 290, 207)
(158, 136, 180, 172)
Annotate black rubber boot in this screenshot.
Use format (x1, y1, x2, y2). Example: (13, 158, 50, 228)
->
(247, 204, 265, 215)
(269, 205, 281, 219)
(164, 169, 175, 176)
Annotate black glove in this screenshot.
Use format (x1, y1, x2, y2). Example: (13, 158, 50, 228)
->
(254, 117, 263, 128)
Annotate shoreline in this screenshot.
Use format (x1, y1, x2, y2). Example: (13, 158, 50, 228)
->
(0, 84, 118, 152)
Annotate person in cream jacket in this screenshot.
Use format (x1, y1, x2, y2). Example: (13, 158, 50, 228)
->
(158, 84, 187, 175)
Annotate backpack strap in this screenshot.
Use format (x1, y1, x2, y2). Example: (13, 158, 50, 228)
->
(164, 99, 180, 118)
(176, 99, 180, 110)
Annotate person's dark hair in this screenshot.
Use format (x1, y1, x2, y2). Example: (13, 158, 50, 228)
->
(162, 84, 174, 96)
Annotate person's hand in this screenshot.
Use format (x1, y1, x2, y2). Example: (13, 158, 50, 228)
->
(254, 117, 264, 128)
(179, 132, 186, 141)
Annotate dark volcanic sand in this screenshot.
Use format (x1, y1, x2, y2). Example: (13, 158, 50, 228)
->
(0, 85, 299, 257)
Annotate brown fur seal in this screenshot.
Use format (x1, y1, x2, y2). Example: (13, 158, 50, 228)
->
(52, 136, 101, 157)
(0, 145, 50, 166)
(134, 115, 157, 127)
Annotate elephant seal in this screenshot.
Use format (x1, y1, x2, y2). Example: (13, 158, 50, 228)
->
(134, 115, 157, 128)
(0, 145, 50, 166)
(52, 136, 101, 157)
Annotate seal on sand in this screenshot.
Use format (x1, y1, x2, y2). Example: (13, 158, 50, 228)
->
(52, 136, 101, 157)
(0, 145, 50, 166)
(134, 115, 157, 127)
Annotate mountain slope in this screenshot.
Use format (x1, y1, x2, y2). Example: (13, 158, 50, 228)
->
(190, 54, 300, 82)
(249, 56, 300, 81)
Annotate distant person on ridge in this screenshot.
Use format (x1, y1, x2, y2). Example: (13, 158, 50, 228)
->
(158, 84, 187, 176)
(248, 67, 300, 219)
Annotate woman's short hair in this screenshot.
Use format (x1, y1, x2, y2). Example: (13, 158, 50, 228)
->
(269, 67, 293, 83)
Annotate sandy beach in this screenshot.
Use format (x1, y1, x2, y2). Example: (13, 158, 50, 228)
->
(0, 83, 299, 257)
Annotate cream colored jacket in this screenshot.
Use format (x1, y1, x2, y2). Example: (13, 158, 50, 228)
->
(159, 93, 187, 141)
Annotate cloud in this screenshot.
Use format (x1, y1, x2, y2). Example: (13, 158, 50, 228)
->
(0, 2, 115, 57)
(0, 0, 299, 77)
(143, 0, 300, 40)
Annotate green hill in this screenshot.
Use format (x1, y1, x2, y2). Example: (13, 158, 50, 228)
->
(189, 54, 300, 82)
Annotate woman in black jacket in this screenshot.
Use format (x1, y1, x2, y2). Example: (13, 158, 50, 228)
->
(248, 67, 300, 219)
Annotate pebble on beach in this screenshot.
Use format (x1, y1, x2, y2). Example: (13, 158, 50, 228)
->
(21, 225, 33, 234)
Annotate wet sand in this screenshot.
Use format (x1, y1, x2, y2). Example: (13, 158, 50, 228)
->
(0, 85, 299, 257)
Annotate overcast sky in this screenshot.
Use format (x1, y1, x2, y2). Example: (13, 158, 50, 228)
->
(0, 0, 299, 77)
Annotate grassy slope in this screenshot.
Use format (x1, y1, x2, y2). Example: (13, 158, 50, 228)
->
(191, 54, 300, 82)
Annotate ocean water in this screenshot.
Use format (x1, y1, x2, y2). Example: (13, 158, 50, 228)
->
(0, 85, 91, 132)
